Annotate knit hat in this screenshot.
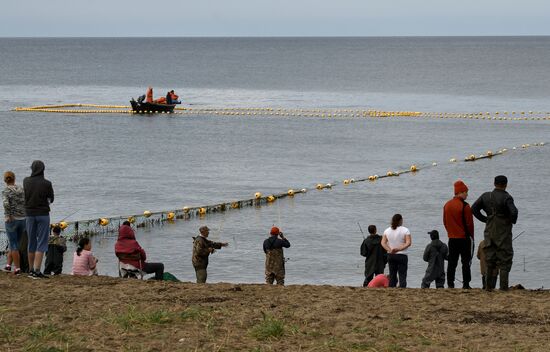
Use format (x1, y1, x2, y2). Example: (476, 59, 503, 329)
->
(270, 227, 280, 236)
(454, 180, 468, 195)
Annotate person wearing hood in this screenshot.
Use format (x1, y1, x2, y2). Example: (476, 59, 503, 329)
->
(421, 230, 449, 288)
(115, 221, 164, 280)
(23, 160, 54, 279)
(360, 225, 387, 287)
(263, 226, 290, 285)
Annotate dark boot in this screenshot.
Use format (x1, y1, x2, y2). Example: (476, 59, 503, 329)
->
(482, 275, 486, 290)
(485, 266, 497, 291)
(499, 270, 509, 291)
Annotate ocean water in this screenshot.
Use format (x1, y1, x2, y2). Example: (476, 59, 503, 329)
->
(0, 37, 549, 287)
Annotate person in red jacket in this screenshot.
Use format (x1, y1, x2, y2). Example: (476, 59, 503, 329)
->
(443, 180, 475, 289)
(115, 221, 164, 280)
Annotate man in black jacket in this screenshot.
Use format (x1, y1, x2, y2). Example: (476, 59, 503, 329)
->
(24, 160, 54, 279)
(471, 175, 518, 291)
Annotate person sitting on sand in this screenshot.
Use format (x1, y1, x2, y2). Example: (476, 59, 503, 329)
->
(72, 237, 98, 276)
(115, 221, 164, 280)
(263, 226, 290, 285)
(44, 225, 67, 275)
(367, 274, 390, 288)
(421, 230, 448, 288)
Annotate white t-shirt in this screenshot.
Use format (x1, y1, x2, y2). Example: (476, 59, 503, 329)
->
(383, 226, 411, 255)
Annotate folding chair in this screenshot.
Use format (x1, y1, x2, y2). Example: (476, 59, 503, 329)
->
(116, 252, 145, 279)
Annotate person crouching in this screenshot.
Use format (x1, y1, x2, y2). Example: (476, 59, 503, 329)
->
(263, 226, 290, 285)
(44, 225, 66, 275)
(421, 230, 449, 288)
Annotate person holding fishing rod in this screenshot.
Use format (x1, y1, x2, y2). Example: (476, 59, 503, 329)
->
(472, 175, 518, 291)
(359, 224, 387, 287)
(192, 226, 228, 283)
(263, 226, 290, 285)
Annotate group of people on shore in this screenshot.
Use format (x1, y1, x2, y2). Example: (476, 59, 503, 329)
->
(360, 176, 518, 291)
(2, 160, 291, 284)
(3, 161, 517, 289)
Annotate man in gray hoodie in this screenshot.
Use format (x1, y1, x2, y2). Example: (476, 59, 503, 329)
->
(421, 230, 449, 288)
(23, 160, 54, 279)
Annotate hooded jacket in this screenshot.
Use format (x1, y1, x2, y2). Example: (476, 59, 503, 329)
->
(23, 160, 54, 216)
(115, 225, 147, 268)
(423, 237, 449, 280)
(360, 234, 387, 278)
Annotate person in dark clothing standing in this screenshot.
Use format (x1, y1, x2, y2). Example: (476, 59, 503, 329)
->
(44, 226, 66, 275)
(360, 225, 387, 287)
(421, 230, 449, 288)
(192, 226, 228, 283)
(443, 180, 475, 289)
(471, 175, 518, 291)
(263, 226, 290, 285)
(24, 160, 54, 279)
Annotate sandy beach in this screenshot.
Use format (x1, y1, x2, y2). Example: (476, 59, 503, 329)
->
(1, 273, 549, 351)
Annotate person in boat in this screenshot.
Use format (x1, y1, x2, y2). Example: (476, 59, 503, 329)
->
(165, 91, 172, 105)
(145, 87, 153, 103)
(169, 90, 181, 104)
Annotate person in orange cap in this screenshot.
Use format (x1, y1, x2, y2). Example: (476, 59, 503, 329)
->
(443, 180, 475, 289)
(263, 226, 290, 285)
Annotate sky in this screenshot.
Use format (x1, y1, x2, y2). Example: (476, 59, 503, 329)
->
(1, 0, 550, 37)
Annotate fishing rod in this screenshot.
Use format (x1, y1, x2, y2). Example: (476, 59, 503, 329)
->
(357, 222, 365, 239)
(56, 209, 81, 223)
(512, 231, 525, 241)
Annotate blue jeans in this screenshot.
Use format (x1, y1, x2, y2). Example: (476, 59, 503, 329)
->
(26, 215, 50, 253)
(5, 219, 26, 250)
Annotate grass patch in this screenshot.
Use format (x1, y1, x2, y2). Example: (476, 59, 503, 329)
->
(249, 313, 285, 341)
(108, 306, 173, 331)
(179, 306, 205, 321)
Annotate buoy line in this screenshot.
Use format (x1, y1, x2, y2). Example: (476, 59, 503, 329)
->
(0, 141, 544, 252)
(13, 104, 550, 121)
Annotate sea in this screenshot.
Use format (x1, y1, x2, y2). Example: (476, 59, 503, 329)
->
(0, 37, 549, 288)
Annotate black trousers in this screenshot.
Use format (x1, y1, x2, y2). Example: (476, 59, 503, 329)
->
(447, 237, 473, 287)
(388, 254, 408, 288)
(143, 262, 164, 280)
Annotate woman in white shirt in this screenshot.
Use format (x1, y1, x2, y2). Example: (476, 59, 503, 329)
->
(381, 214, 412, 287)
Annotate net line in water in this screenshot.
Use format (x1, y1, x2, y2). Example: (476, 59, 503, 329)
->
(0, 141, 545, 255)
(12, 104, 550, 121)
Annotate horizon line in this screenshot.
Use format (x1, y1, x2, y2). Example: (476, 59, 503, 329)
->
(1, 34, 550, 39)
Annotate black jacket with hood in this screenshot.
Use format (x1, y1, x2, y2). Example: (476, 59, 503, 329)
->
(423, 235, 449, 280)
(23, 160, 54, 216)
(360, 234, 387, 277)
